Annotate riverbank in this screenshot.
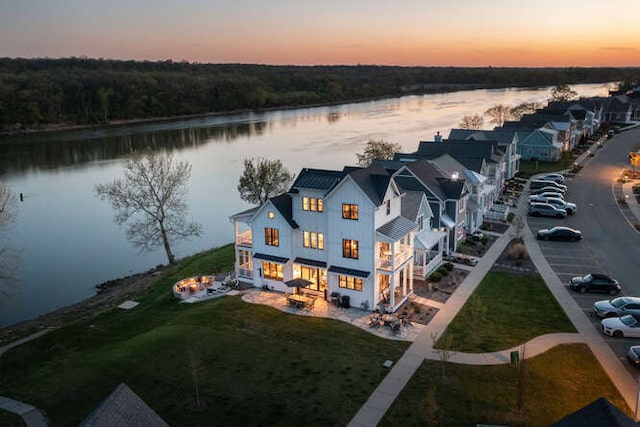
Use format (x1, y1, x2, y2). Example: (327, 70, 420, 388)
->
(0, 266, 168, 347)
(0, 83, 496, 138)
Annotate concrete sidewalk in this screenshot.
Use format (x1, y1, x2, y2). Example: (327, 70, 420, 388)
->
(0, 396, 48, 427)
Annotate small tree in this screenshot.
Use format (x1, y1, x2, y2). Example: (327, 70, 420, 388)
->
(237, 157, 294, 205)
(510, 102, 541, 121)
(356, 139, 402, 167)
(511, 214, 525, 241)
(458, 114, 484, 130)
(550, 84, 577, 102)
(95, 150, 202, 265)
(431, 332, 456, 381)
(484, 104, 515, 127)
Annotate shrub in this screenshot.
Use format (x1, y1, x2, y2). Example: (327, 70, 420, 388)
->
(428, 272, 442, 282)
(634, 222, 640, 231)
(507, 212, 515, 222)
(437, 266, 449, 276)
(443, 262, 454, 271)
(508, 242, 528, 259)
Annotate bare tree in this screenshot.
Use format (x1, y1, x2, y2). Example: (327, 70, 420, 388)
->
(237, 157, 294, 205)
(356, 139, 402, 167)
(431, 332, 456, 381)
(550, 84, 578, 102)
(95, 150, 202, 265)
(0, 183, 19, 289)
(458, 114, 484, 130)
(511, 214, 525, 241)
(484, 104, 515, 127)
(510, 102, 542, 121)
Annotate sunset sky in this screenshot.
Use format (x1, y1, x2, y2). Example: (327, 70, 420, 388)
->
(1, 0, 639, 67)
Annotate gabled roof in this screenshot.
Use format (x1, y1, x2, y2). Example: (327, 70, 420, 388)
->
(428, 154, 470, 178)
(345, 163, 392, 206)
(551, 397, 635, 427)
(400, 191, 425, 221)
(290, 168, 345, 192)
(448, 128, 517, 145)
(376, 216, 418, 241)
(415, 140, 503, 165)
(270, 193, 299, 229)
(80, 383, 168, 427)
(518, 129, 560, 148)
(229, 205, 259, 223)
(394, 159, 466, 201)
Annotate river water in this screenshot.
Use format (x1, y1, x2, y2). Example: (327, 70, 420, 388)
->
(0, 83, 612, 327)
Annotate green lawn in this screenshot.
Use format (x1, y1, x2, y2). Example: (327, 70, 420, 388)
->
(0, 410, 23, 427)
(437, 272, 576, 352)
(0, 245, 408, 426)
(380, 344, 630, 426)
(519, 151, 574, 175)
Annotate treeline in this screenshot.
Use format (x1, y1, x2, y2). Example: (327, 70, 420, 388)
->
(0, 57, 636, 132)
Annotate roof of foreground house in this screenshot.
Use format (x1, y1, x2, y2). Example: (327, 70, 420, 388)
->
(269, 193, 299, 229)
(447, 128, 517, 145)
(345, 163, 393, 206)
(290, 168, 346, 192)
(551, 397, 635, 427)
(376, 216, 418, 241)
(80, 383, 168, 427)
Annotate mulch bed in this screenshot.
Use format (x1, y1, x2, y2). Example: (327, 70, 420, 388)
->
(490, 238, 537, 276)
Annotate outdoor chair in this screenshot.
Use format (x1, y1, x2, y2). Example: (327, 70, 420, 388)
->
(391, 321, 402, 335)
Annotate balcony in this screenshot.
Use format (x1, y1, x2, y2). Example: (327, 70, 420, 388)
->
(236, 230, 252, 247)
(376, 246, 412, 271)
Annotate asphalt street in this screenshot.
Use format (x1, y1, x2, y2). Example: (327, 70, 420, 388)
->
(527, 125, 640, 375)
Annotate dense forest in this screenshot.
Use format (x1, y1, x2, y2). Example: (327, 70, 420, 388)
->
(0, 57, 637, 132)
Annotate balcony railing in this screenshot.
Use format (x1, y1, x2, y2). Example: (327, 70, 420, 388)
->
(236, 230, 252, 247)
(376, 248, 412, 271)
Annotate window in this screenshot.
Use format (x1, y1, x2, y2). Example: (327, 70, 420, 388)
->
(339, 275, 362, 291)
(303, 231, 324, 249)
(342, 239, 359, 259)
(417, 215, 424, 231)
(267, 211, 275, 219)
(263, 262, 283, 281)
(386, 199, 391, 215)
(265, 228, 279, 246)
(303, 197, 324, 212)
(342, 203, 358, 220)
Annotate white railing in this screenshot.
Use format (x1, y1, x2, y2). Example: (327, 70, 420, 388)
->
(484, 205, 510, 221)
(413, 253, 443, 279)
(236, 230, 252, 247)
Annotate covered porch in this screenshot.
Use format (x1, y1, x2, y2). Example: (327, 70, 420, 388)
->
(413, 228, 446, 279)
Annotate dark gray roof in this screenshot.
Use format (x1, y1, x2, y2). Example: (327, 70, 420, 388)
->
(414, 140, 502, 167)
(400, 191, 424, 220)
(253, 253, 289, 263)
(376, 216, 418, 241)
(520, 113, 571, 123)
(328, 265, 370, 278)
(291, 168, 345, 191)
(551, 397, 635, 427)
(346, 163, 392, 206)
(394, 159, 466, 201)
(80, 383, 168, 427)
(229, 206, 259, 222)
(448, 128, 516, 145)
(293, 257, 327, 268)
(498, 122, 545, 131)
(270, 193, 299, 229)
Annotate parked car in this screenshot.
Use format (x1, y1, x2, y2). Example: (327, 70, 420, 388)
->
(528, 202, 567, 218)
(570, 273, 620, 295)
(536, 226, 582, 241)
(538, 173, 565, 184)
(528, 191, 565, 201)
(528, 196, 576, 214)
(593, 297, 640, 318)
(601, 314, 640, 338)
(627, 345, 640, 368)
(531, 186, 566, 196)
(530, 179, 567, 192)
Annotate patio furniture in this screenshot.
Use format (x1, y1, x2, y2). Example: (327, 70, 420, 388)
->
(391, 320, 402, 335)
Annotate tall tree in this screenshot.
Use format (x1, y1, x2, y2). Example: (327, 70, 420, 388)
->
(95, 150, 202, 265)
(549, 84, 578, 102)
(356, 139, 402, 167)
(237, 157, 294, 205)
(458, 114, 484, 130)
(484, 104, 515, 127)
(0, 183, 19, 288)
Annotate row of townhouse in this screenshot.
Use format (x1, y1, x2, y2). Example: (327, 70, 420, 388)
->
(229, 125, 523, 312)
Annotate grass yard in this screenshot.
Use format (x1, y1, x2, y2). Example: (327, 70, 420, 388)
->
(437, 272, 576, 352)
(519, 151, 574, 175)
(0, 245, 408, 425)
(0, 411, 23, 427)
(380, 344, 630, 426)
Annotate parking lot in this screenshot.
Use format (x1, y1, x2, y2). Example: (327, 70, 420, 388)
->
(528, 202, 639, 375)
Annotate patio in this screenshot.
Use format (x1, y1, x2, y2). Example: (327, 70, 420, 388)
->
(241, 289, 425, 342)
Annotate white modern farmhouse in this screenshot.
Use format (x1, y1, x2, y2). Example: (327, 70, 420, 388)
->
(230, 163, 418, 312)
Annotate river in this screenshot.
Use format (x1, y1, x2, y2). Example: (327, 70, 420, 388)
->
(0, 83, 612, 327)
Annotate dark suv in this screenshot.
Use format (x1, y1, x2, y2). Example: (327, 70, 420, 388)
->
(569, 273, 621, 295)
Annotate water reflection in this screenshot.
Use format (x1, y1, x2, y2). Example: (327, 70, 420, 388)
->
(0, 120, 270, 175)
